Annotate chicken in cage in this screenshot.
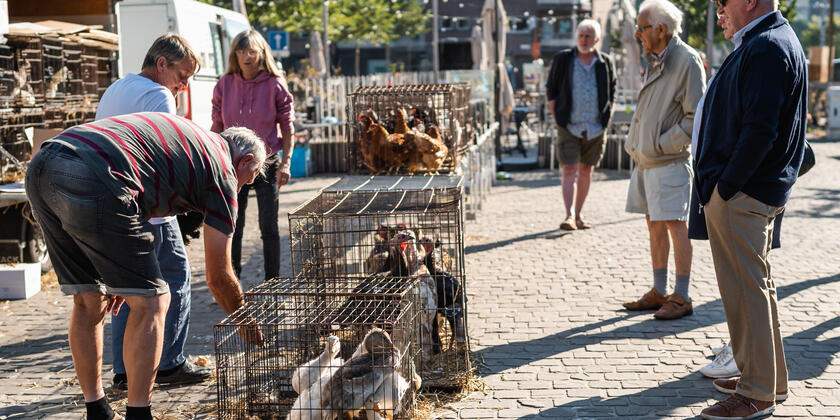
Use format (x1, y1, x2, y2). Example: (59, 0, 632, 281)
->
(346, 84, 471, 175)
(289, 176, 471, 390)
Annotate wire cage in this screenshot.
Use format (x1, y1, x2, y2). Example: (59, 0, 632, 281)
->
(0, 43, 16, 109)
(4, 36, 45, 107)
(41, 37, 65, 103)
(345, 83, 471, 175)
(0, 108, 43, 182)
(215, 278, 421, 420)
(81, 46, 99, 102)
(289, 176, 470, 389)
(96, 48, 117, 99)
(62, 40, 84, 102)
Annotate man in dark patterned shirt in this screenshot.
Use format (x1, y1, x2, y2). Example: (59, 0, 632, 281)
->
(25, 112, 266, 420)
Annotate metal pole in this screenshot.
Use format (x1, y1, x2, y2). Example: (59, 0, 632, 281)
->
(232, 0, 247, 17)
(706, 0, 714, 68)
(323, 0, 330, 76)
(433, 0, 440, 81)
(830, 0, 836, 82)
(494, 0, 502, 163)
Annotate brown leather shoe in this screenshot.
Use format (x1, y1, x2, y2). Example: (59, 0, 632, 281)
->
(714, 378, 788, 402)
(701, 393, 775, 419)
(622, 288, 667, 311)
(653, 293, 693, 320)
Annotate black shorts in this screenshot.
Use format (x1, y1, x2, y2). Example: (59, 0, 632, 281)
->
(25, 143, 168, 296)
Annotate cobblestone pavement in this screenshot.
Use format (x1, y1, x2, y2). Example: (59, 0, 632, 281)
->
(1, 139, 839, 419)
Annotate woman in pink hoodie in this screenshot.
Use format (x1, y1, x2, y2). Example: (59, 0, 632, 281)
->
(211, 29, 295, 280)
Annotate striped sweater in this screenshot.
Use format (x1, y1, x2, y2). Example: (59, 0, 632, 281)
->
(52, 112, 239, 235)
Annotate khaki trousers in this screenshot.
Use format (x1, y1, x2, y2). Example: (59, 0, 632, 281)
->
(704, 186, 787, 402)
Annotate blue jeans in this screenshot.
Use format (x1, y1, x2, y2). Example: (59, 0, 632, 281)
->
(232, 157, 281, 280)
(111, 217, 191, 374)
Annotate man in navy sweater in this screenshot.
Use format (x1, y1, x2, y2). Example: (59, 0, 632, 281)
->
(694, 0, 807, 418)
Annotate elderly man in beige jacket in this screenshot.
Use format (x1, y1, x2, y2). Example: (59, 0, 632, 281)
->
(622, 0, 705, 320)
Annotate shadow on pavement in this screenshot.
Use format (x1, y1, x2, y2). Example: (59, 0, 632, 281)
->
(0, 333, 70, 361)
(787, 187, 840, 219)
(522, 314, 840, 419)
(465, 229, 571, 255)
(0, 395, 85, 418)
(476, 274, 840, 378)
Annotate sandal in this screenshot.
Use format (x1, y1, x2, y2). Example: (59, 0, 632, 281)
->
(560, 216, 577, 231)
(575, 218, 592, 229)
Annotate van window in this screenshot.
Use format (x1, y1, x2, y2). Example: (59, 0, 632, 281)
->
(209, 22, 225, 76)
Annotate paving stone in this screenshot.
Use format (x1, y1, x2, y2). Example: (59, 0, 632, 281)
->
(4, 141, 840, 418)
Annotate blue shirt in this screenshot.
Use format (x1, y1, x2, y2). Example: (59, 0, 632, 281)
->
(567, 54, 603, 138)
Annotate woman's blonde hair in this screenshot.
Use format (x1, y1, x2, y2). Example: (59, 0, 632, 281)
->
(225, 29, 283, 77)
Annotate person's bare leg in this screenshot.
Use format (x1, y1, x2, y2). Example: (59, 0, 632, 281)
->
(666, 220, 692, 276)
(123, 293, 170, 407)
(575, 163, 594, 220)
(646, 216, 670, 270)
(69, 292, 109, 402)
(561, 164, 578, 219)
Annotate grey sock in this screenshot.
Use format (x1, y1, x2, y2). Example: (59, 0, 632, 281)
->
(653, 268, 667, 296)
(674, 274, 690, 301)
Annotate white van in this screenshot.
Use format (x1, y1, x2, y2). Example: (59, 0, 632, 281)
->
(115, 0, 250, 129)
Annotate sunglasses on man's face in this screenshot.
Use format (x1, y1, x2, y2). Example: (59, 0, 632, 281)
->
(713, 0, 727, 9)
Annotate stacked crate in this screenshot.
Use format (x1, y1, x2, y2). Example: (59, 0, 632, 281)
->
(0, 36, 45, 182)
(289, 176, 471, 389)
(215, 276, 421, 419)
(346, 83, 472, 175)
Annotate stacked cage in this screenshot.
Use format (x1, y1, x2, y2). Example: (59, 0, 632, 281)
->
(289, 176, 470, 389)
(346, 84, 471, 175)
(215, 277, 422, 419)
(1, 36, 46, 182)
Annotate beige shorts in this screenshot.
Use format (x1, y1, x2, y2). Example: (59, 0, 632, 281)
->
(625, 161, 692, 221)
(557, 126, 607, 166)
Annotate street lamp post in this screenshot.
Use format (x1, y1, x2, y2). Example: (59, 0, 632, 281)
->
(323, 0, 330, 76)
(433, 0, 440, 81)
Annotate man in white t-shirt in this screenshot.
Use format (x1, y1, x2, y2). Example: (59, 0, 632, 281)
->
(95, 34, 210, 399)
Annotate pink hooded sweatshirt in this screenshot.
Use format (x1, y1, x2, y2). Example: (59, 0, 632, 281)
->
(211, 71, 295, 155)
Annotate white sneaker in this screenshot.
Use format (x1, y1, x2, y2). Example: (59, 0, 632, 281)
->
(711, 344, 727, 356)
(700, 344, 741, 378)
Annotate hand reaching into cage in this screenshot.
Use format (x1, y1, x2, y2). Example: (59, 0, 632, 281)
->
(238, 319, 265, 347)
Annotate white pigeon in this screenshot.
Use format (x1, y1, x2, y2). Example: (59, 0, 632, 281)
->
(292, 335, 342, 394)
(287, 336, 344, 420)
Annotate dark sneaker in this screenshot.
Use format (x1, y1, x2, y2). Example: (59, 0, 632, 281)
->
(155, 360, 212, 386)
(112, 373, 127, 391)
(701, 393, 774, 419)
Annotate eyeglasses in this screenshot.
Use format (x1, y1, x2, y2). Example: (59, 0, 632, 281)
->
(634, 24, 653, 33)
(235, 49, 260, 58)
(713, 0, 727, 8)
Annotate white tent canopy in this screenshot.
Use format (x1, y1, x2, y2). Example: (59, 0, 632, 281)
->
(471, 25, 487, 71)
(481, 0, 514, 132)
(309, 31, 327, 76)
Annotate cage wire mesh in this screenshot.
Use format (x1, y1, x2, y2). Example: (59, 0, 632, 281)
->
(346, 83, 471, 175)
(289, 176, 470, 390)
(5, 36, 45, 107)
(1, 108, 43, 183)
(215, 278, 421, 420)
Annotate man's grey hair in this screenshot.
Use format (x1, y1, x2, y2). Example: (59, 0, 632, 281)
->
(141, 33, 201, 73)
(639, 0, 684, 36)
(221, 127, 267, 177)
(577, 19, 602, 39)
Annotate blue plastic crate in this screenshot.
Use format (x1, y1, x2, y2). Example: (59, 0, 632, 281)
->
(289, 144, 310, 178)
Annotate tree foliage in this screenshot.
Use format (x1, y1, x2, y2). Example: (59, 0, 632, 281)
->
(667, 0, 797, 51)
(198, 0, 429, 44)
